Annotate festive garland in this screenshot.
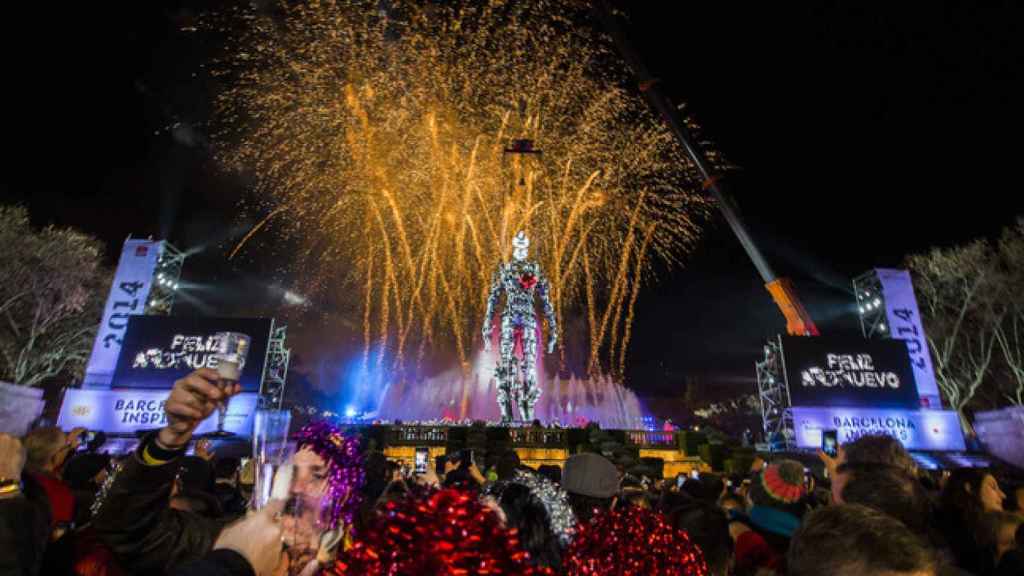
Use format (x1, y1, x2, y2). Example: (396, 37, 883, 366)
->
(563, 506, 709, 576)
(332, 488, 549, 575)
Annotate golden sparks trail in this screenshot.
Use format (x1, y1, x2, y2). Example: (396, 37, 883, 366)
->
(209, 0, 716, 378)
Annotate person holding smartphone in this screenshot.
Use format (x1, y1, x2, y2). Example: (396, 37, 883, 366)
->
(821, 430, 839, 458)
(442, 450, 486, 488)
(414, 448, 430, 476)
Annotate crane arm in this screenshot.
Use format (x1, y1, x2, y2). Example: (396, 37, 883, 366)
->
(594, 1, 819, 336)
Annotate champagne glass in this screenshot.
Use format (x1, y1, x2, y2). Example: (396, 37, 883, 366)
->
(252, 408, 292, 511)
(209, 331, 251, 437)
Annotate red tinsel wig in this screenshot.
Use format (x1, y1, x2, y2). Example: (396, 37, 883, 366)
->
(563, 506, 708, 576)
(331, 488, 550, 575)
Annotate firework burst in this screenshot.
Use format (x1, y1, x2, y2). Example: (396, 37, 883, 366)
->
(209, 0, 715, 378)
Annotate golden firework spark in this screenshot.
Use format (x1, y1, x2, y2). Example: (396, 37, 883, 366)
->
(210, 0, 715, 377)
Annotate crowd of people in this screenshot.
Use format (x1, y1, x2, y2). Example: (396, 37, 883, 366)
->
(2, 367, 1023, 575)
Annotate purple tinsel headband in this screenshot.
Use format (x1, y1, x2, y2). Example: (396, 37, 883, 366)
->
(294, 421, 364, 530)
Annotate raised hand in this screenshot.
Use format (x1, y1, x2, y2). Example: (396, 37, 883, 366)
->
(468, 462, 486, 486)
(159, 368, 241, 449)
(195, 438, 216, 462)
(816, 446, 844, 479)
(66, 427, 88, 450)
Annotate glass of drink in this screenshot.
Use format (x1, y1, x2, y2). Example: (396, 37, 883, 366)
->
(252, 408, 292, 511)
(209, 331, 251, 436)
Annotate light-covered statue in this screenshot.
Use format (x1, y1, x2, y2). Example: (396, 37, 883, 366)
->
(483, 231, 558, 422)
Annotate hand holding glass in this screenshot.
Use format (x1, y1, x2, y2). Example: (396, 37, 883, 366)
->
(211, 332, 251, 435)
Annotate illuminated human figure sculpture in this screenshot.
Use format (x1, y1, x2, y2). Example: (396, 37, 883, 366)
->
(483, 231, 558, 422)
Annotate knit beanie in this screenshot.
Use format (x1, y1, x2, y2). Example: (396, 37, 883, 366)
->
(748, 459, 807, 510)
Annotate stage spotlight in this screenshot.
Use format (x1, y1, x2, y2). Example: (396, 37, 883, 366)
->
(879, 323, 886, 331)
(283, 290, 307, 306)
(873, 298, 881, 306)
(344, 406, 357, 418)
(858, 306, 865, 314)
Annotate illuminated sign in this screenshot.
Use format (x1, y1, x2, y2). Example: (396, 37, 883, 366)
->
(112, 316, 273, 392)
(791, 406, 965, 452)
(58, 388, 259, 436)
(876, 269, 942, 408)
(84, 240, 162, 388)
(783, 336, 920, 408)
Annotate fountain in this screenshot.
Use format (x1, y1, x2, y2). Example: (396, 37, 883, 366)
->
(373, 348, 647, 428)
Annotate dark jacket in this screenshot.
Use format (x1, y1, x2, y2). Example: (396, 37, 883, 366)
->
(992, 548, 1024, 576)
(172, 549, 255, 576)
(0, 474, 51, 576)
(213, 482, 248, 520)
(91, 436, 228, 575)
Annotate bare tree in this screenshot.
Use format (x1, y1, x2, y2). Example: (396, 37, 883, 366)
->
(907, 239, 1003, 431)
(993, 218, 1024, 405)
(0, 206, 107, 387)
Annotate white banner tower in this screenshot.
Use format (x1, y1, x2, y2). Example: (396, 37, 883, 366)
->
(82, 238, 187, 389)
(853, 269, 942, 409)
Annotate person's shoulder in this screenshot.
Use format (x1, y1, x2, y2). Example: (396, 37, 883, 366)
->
(992, 548, 1024, 576)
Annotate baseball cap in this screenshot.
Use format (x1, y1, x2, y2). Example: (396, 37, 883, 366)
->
(562, 453, 619, 498)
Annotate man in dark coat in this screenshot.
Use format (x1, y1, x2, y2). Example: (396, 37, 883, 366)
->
(90, 369, 259, 574)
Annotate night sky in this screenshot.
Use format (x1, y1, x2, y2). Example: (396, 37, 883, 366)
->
(6, 2, 1021, 407)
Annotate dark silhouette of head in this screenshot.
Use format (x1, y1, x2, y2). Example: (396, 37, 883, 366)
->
(496, 483, 563, 571)
(497, 449, 521, 481)
(839, 465, 931, 536)
(670, 500, 733, 576)
(789, 504, 937, 576)
(842, 434, 917, 476)
(214, 457, 241, 482)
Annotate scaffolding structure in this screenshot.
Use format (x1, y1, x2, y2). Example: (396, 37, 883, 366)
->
(145, 241, 187, 315)
(260, 324, 291, 409)
(852, 270, 891, 339)
(755, 336, 794, 450)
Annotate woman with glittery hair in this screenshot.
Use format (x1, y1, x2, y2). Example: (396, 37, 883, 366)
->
(481, 469, 577, 573)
